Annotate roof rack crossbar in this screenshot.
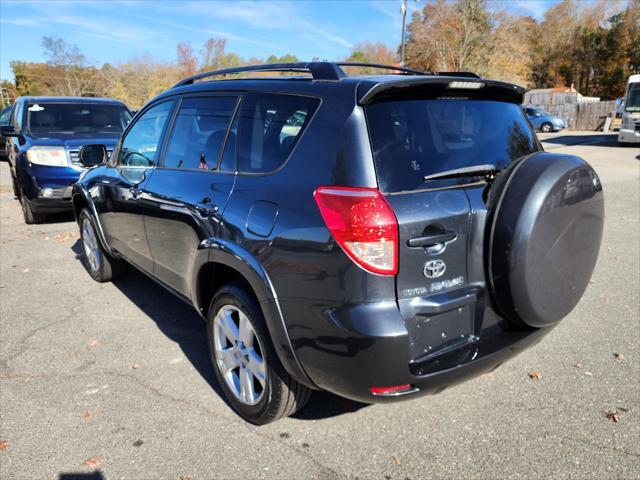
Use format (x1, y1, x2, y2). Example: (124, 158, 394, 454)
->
(173, 62, 347, 87)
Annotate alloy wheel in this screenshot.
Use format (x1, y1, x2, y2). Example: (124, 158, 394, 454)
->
(82, 217, 101, 273)
(213, 305, 266, 406)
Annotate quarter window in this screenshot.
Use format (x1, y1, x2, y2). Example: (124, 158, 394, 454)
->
(236, 93, 319, 174)
(163, 96, 237, 170)
(117, 101, 174, 167)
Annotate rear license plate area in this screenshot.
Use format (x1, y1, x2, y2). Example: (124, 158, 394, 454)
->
(407, 304, 475, 361)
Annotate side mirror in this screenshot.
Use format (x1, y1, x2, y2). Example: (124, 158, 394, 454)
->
(0, 125, 18, 137)
(79, 144, 108, 167)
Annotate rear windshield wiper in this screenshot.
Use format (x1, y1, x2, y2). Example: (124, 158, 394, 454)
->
(423, 164, 497, 182)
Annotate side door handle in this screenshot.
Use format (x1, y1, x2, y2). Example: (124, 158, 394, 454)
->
(195, 197, 219, 217)
(407, 231, 457, 248)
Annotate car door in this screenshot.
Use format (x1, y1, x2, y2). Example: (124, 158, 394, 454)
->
(141, 95, 238, 296)
(96, 99, 175, 273)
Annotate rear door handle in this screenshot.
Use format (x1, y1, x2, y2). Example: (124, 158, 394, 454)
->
(407, 231, 457, 248)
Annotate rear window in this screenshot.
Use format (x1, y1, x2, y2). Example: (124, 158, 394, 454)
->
(366, 100, 540, 193)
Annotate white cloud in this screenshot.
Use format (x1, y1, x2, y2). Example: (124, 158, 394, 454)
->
(0, 18, 40, 27)
(176, 0, 353, 49)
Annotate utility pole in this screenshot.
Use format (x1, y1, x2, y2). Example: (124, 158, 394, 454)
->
(400, 0, 408, 67)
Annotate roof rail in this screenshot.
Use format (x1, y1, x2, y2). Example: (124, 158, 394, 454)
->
(336, 62, 429, 76)
(172, 61, 479, 88)
(173, 62, 347, 87)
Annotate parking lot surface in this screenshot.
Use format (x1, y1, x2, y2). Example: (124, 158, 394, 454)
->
(1, 132, 638, 479)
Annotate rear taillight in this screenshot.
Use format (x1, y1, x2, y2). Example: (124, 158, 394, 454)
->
(314, 186, 398, 275)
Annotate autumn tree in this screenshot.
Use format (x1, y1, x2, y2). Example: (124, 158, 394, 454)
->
(41, 36, 101, 96)
(406, 0, 491, 72)
(176, 41, 197, 77)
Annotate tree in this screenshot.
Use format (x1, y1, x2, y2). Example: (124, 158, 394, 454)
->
(176, 41, 197, 77)
(345, 41, 398, 65)
(200, 38, 227, 70)
(38, 36, 100, 96)
(405, 0, 491, 72)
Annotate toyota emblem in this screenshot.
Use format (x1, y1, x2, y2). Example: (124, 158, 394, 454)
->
(423, 259, 446, 279)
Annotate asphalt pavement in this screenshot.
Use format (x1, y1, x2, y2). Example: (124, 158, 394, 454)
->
(1, 132, 638, 479)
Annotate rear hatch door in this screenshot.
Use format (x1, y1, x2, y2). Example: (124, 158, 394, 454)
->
(364, 91, 541, 360)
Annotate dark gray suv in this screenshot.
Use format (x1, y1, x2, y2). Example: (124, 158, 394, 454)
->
(72, 62, 604, 424)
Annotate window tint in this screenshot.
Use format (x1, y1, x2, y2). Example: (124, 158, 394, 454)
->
(163, 96, 236, 170)
(366, 100, 540, 193)
(117, 101, 174, 167)
(0, 108, 11, 125)
(12, 102, 23, 130)
(219, 113, 238, 172)
(237, 93, 319, 174)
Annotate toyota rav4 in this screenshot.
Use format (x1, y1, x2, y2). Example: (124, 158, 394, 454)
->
(72, 62, 604, 424)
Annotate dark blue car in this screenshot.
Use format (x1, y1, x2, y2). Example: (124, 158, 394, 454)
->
(1, 97, 132, 223)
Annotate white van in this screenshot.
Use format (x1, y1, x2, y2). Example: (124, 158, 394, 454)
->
(618, 74, 640, 144)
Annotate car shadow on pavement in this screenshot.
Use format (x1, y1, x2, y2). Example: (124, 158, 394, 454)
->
(540, 133, 621, 148)
(59, 472, 104, 480)
(71, 240, 368, 421)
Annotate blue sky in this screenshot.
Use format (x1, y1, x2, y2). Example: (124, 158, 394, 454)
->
(0, 0, 563, 81)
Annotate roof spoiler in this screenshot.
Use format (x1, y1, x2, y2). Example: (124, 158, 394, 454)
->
(357, 77, 525, 105)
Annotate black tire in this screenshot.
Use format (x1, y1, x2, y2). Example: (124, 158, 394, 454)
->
(540, 122, 553, 133)
(20, 191, 45, 224)
(10, 172, 19, 199)
(207, 285, 311, 424)
(79, 208, 127, 282)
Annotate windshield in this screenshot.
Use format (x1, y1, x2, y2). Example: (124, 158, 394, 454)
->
(366, 99, 540, 193)
(625, 84, 640, 112)
(26, 102, 132, 135)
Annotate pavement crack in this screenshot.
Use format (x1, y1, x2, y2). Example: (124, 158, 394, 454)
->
(0, 290, 94, 373)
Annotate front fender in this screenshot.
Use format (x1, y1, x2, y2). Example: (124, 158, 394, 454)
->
(195, 237, 316, 389)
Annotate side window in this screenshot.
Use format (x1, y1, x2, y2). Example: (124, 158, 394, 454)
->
(0, 108, 11, 126)
(236, 93, 320, 174)
(117, 101, 174, 167)
(163, 96, 237, 170)
(12, 102, 23, 130)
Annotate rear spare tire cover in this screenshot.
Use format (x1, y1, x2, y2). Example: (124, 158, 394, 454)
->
(488, 152, 604, 328)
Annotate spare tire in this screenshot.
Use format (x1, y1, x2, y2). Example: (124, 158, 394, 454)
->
(487, 152, 604, 328)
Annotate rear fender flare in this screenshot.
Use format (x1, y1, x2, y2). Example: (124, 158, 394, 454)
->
(194, 238, 315, 389)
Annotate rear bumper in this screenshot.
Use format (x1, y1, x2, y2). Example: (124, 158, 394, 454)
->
(618, 128, 640, 144)
(286, 293, 552, 403)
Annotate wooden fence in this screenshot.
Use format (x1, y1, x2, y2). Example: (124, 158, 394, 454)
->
(524, 91, 616, 130)
(529, 101, 617, 130)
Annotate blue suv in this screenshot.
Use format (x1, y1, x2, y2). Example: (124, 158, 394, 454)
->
(1, 97, 131, 223)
